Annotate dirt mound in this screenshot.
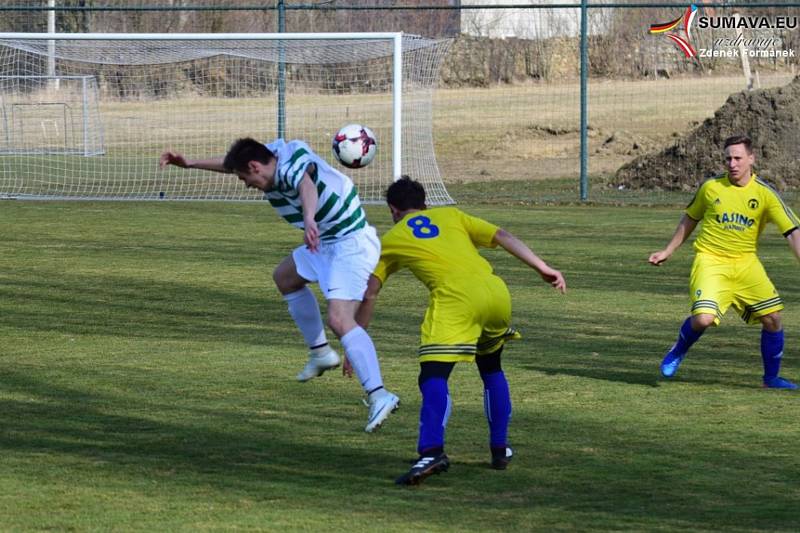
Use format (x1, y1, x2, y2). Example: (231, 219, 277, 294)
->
(615, 76, 800, 191)
(595, 130, 660, 157)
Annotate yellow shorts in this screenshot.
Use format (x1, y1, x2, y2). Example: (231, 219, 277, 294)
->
(417, 274, 521, 363)
(689, 252, 783, 325)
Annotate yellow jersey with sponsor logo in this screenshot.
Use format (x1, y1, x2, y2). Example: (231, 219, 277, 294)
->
(686, 172, 799, 258)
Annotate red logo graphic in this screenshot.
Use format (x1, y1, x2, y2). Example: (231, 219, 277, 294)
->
(650, 4, 698, 58)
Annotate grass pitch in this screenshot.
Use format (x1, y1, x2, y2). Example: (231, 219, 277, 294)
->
(1, 192, 799, 531)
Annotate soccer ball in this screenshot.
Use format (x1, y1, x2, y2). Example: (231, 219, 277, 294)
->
(332, 124, 377, 169)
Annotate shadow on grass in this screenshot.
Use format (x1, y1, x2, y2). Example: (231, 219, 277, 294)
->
(2, 366, 799, 531)
(522, 364, 661, 387)
(0, 368, 400, 490)
(0, 270, 291, 347)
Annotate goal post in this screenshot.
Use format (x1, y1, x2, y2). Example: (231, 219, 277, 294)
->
(0, 32, 453, 203)
(0, 75, 105, 157)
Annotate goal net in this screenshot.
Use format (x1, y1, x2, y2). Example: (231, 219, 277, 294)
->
(0, 75, 104, 157)
(0, 33, 453, 204)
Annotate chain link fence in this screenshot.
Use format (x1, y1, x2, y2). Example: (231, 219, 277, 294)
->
(1, 2, 798, 204)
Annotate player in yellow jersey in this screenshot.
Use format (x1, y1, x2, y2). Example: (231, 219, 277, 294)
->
(353, 176, 566, 485)
(649, 135, 800, 389)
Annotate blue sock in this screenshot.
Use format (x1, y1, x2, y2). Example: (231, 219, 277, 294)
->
(481, 370, 511, 449)
(417, 377, 451, 454)
(671, 317, 704, 356)
(761, 329, 784, 381)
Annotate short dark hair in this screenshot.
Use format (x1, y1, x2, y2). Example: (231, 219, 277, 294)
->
(723, 134, 753, 153)
(386, 175, 426, 211)
(223, 137, 275, 173)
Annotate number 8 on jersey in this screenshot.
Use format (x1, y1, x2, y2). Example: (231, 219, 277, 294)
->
(407, 215, 440, 239)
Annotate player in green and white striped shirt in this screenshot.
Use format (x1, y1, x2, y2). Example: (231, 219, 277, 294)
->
(160, 138, 399, 432)
(265, 138, 368, 242)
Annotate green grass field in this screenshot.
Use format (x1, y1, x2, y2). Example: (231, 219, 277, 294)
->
(2, 189, 799, 531)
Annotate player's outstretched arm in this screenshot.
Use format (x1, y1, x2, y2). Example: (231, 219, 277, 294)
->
(159, 151, 228, 173)
(648, 214, 698, 266)
(493, 228, 566, 293)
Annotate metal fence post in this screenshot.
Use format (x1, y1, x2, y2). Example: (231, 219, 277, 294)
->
(580, 0, 589, 202)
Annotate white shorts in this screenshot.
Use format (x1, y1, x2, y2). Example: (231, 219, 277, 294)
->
(292, 225, 380, 301)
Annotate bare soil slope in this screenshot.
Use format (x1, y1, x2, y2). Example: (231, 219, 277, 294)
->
(616, 76, 800, 191)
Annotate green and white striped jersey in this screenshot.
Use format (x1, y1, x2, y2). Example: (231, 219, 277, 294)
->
(265, 139, 367, 242)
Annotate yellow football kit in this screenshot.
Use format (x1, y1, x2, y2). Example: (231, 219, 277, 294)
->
(685, 173, 799, 324)
(373, 207, 520, 363)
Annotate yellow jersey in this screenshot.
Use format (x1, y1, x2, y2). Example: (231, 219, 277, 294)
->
(373, 207, 499, 290)
(686, 173, 799, 258)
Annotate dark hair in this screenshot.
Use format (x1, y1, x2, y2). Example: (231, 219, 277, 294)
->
(223, 137, 275, 173)
(723, 134, 753, 153)
(386, 175, 426, 211)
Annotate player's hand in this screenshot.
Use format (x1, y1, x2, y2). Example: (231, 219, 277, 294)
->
(160, 151, 189, 169)
(540, 268, 566, 294)
(304, 219, 320, 253)
(342, 355, 353, 378)
(648, 250, 670, 266)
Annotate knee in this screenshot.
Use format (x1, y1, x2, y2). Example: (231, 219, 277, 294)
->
(761, 312, 782, 332)
(418, 362, 455, 388)
(272, 266, 284, 290)
(273, 264, 305, 295)
(476, 347, 504, 375)
(326, 309, 355, 338)
(691, 314, 715, 330)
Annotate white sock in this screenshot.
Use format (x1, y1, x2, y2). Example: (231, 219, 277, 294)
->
(283, 287, 327, 349)
(340, 326, 383, 393)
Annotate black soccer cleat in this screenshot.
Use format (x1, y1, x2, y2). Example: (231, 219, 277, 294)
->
(491, 446, 514, 470)
(395, 453, 450, 486)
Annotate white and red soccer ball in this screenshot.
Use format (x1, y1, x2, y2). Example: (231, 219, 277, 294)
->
(332, 124, 377, 169)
